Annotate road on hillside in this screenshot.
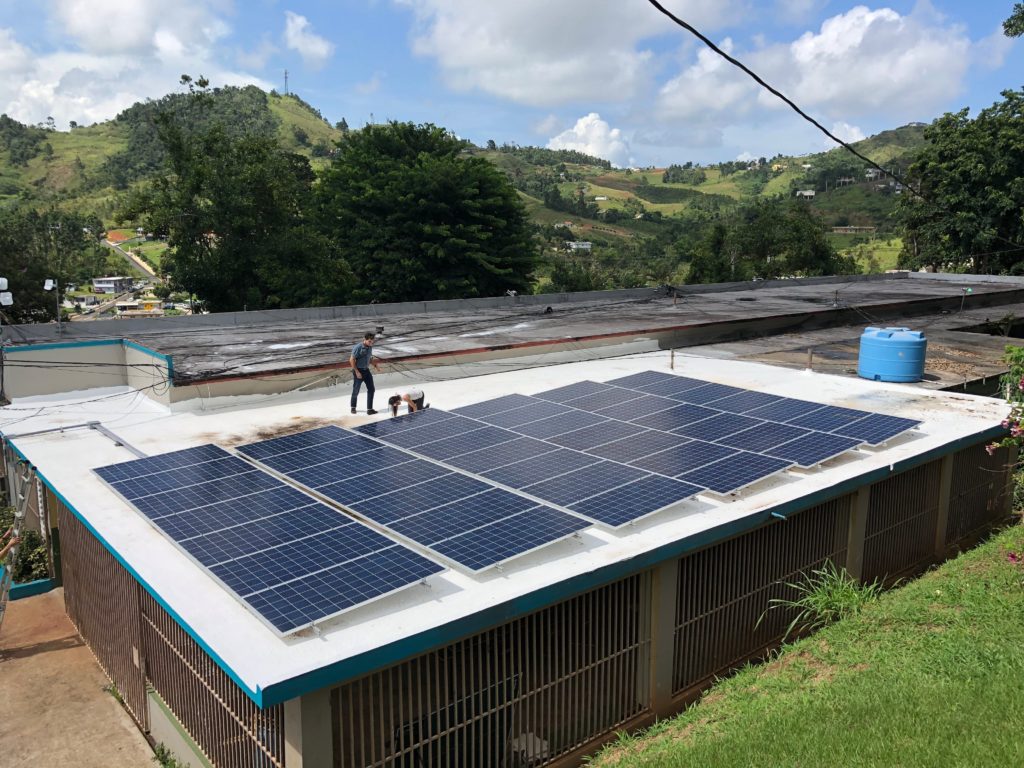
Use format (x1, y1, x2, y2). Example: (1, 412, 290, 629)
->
(69, 290, 136, 321)
(102, 238, 158, 279)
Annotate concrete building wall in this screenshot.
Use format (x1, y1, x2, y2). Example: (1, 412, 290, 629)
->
(2, 341, 126, 399)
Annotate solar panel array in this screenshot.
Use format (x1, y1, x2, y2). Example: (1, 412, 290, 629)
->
(236, 425, 589, 572)
(95, 370, 920, 636)
(94, 445, 444, 635)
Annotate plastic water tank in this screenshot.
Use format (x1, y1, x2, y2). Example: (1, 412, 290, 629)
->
(857, 327, 927, 382)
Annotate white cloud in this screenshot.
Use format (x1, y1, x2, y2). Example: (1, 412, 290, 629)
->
(736, 151, 756, 162)
(830, 121, 865, 143)
(0, 2, 269, 128)
(774, 0, 825, 24)
(283, 11, 334, 70)
(533, 114, 563, 135)
(394, 0, 742, 107)
(355, 72, 383, 95)
(973, 25, 1016, 71)
(237, 37, 279, 70)
(656, 5, 972, 138)
(547, 113, 631, 167)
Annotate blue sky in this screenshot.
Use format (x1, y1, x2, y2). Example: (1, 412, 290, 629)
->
(0, 1, 1019, 166)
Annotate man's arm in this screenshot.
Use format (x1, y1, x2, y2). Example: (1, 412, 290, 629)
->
(350, 353, 361, 379)
(0, 535, 20, 561)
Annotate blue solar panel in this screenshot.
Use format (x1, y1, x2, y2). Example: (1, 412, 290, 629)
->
(831, 413, 919, 445)
(673, 382, 746, 405)
(514, 410, 609, 440)
(677, 452, 792, 494)
(583, 430, 683, 462)
(606, 371, 677, 388)
(744, 398, 828, 422)
(562, 387, 648, 412)
(595, 394, 678, 422)
(718, 422, 812, 452)
(354, 408, 460, 439)
(253, 436, 380, 474)
(376, 416, 481, 448)
(568, 475, 702, 527)
(245, 425, 592, 571)
(95, 443, 231, 483)
(533, 380, 614, 403)
(288, 448, 413, 488)
(630, 440, 736, 477)
(765, 432, 862, 467)
(96, 444, 444, 635)
(412, 426, 518, 461)
(790, 405, 871, 432)
(477, 400, 571, 428)
(234, 428, 352, 461)
(444, 437, 561, 474)
(522, 461, 647, 508)
(546, 420, 647, 451)
(633, 376, 710, 398)
(452, 393, 536, 419)
(483, 449, 600, 488)
(708, 390, 785, 414)
(673, 413, 765, 442)
(631, 403, 719, 432)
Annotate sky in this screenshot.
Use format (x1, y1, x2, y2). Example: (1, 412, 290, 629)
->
(0, 1, 1019, 167)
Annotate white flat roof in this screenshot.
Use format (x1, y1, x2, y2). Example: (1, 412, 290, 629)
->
(2, 352, 1008, 705)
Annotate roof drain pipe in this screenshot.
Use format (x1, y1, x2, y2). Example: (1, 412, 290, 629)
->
(2, 421, 147, 459)
(770, 511, 789, 521)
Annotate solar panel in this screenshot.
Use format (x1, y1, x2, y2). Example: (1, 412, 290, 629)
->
(583, 430, 683, 462)
(672, 382, 746, 405)
(630, 440, 736, 477)
(513, 410, 609, 440)
(378, 418, 489, 449)
(546, 420, 647, 451)
(412, 426, 518, 461)
(632, 376, 710, 398)
(355, 408, 461, 439)
(452, 393, 536, 419)
(533, 380, 614, 403)
(243, 426, 590, 571)
(568, 475, 702, 527)
(562, 386, 648, 412)
(444, 437, 561, 474)
(256, 436, 381, 474)
(477, 400, 571, 428)
(789, 405, 872, 432)
(594, 394, 678, 422)
(483, 449, 600, 488)
(96, 444, 444, 634)
(521, 461, 648, 508)
(708, 390, 785, 414)
(606, 370, 678, 388)
(631, 403, 719, 432)
(235, 428, 356, 461)
(672, 413, 765, 442)
(765, 432, 863, 467)
(744, 398, 828, 422)
(677, 452, 792, 494)
(718, 422, 811, 452)
(831, 413, 920, 445)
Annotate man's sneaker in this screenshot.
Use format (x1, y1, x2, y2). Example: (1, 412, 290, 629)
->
(367, 409, 378, 415)
(350, 407, 356, 414)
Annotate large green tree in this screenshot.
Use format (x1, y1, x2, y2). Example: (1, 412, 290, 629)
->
(126, 82, 351, 312)
(1005, 3, 1024, 36)
(316, 122, 539, 303)
(0, 208, 104, 322)
(896, 89, 1024, 273)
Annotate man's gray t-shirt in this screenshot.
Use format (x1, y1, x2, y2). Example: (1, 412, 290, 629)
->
(351, 342, 373, 369)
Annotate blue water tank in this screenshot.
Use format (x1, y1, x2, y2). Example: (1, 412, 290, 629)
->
(857, 327, 927, 382)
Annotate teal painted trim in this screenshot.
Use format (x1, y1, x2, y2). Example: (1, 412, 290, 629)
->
(10, 576, 55, 599)
(4, 438, 264, 706)
(123, 340, 175, 385)
(257, 423, 1008, 706)
(5, 339, 122, 354)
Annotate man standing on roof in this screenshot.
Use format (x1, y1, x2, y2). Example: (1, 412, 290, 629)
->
(350, 332, 382, 415)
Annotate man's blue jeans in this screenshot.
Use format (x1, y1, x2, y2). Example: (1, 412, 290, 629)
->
(351, 368, 375, 410)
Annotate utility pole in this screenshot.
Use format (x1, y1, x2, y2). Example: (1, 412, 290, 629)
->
(284, 69, 289, 94)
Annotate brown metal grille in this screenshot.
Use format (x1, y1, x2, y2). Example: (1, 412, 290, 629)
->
(57, 501, 149, 730)
(330, 574, 651, 767)
(862, 461, 941, 582)
(672, 495, 852, 695)
(140, 590, 287, 768)
(946, 443, 1011, 545)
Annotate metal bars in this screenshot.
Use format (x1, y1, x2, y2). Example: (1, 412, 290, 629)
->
(329, 574, 651, 767)
(946, 442, 1012, 545)
(672, 495, 852, 696)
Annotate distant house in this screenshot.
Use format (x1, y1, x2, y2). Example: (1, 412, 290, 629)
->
(92, 276, 133, 294)
(865, 169, 884, 181)
(832, 226, 877, 235)
(565, 241, 592, 252)
(801, 163, 813, 170)
(553, 221, 573, 229)
(771, 163, 788, 172)
(594, 196, 608, 201)
(795, 190, 816, 199)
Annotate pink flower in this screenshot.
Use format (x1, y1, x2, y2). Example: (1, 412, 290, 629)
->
(986, 443, 997, 455)
(1002, 419, 1011, 428)
(1009, 552, 1021, 565)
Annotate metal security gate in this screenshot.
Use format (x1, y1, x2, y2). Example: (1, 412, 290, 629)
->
(331, 574, 651, 767)
(946, 443, 1011, 545)
(672, 494, 852, 695)
(862, 461, 942, 582)
(58, 502, 150, 730)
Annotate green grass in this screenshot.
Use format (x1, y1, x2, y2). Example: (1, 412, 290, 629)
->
(831, 236, 903, 273)
(590, 521, 1024, 768)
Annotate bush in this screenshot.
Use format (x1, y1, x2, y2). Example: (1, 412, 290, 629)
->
(0, 506, 49, 582)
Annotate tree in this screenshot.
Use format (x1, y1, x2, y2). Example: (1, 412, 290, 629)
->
(316, 121, 540, 303)
(896, 89, 1024, 273)
(126, 86, 351, 312)
(336, 117, 349, 133)
(1005, 3, 1024, 36)
(486, 139, 497, 150)
(0, 208, 104, 323)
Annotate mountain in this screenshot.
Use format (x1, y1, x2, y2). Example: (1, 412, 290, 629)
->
(0, 86, 927, 246)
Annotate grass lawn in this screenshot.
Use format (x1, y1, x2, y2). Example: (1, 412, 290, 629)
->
(828, 236, 903, 273)
(591, 520, 1024, 768)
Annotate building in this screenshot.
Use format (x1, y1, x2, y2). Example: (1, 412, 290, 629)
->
(565, 241, 592, 251)
(1, 274, 1021, 767)
(91, 276, 133, 294)
(795, 189, 816, 199)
